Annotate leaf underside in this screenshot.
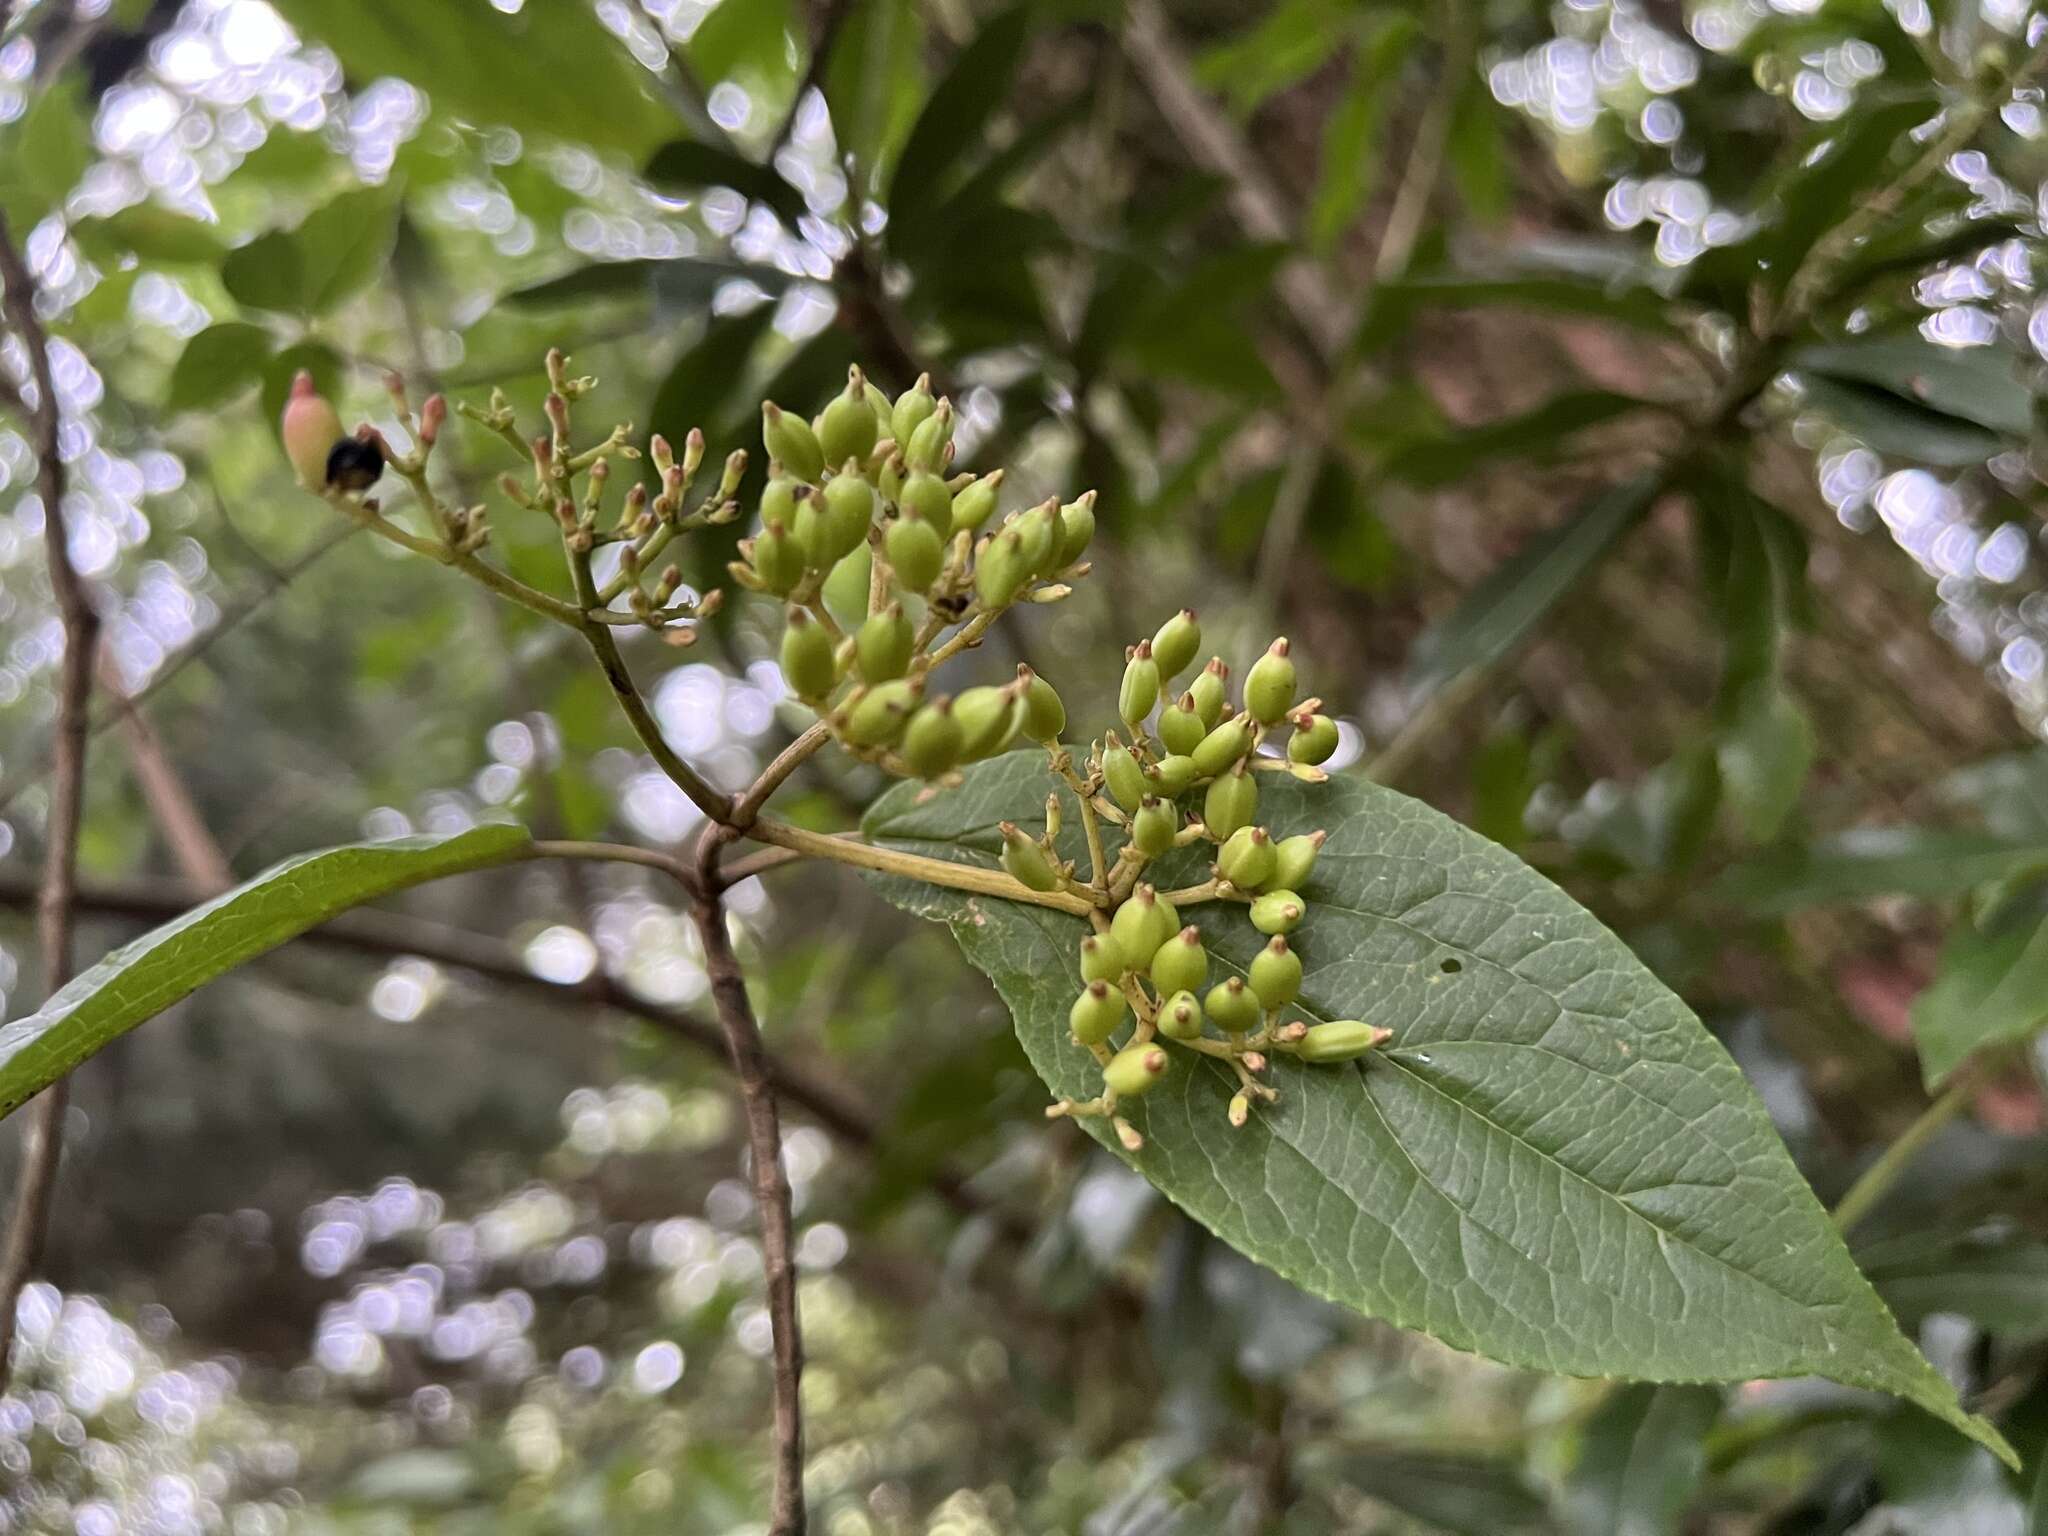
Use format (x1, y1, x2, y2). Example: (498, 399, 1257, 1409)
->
(862, 752, 2010, 1464)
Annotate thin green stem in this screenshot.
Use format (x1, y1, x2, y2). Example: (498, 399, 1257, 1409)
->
(1832, 1062, 1983, 1234)
(579, 621, 733, 825)
(746, 819, 1099, 915)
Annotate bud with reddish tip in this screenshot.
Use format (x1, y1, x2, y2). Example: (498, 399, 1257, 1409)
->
(419, 393, 447, 447)
(281, 370, 344, 489)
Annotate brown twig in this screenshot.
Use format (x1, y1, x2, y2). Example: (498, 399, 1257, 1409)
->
(0, 207, 101, 1392)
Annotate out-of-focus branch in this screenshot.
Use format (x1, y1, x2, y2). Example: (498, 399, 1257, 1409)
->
(0, 207, 101, 1392)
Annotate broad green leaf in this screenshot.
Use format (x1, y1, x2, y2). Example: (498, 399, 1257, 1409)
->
(1381, 390, 1656, 487)
(886, 3, 1034, 228)
(1406, 473, 1660, 694)
(646, 304, 780, 458)
(2, 78, 91, 222)
(1910, 897, 2048, 1088)
(1860, 1227, 2048, 1338)
(224, 186, 401, 316)
(167, 322, 275, 412)
(1328, 1449, 1555, 1535)
(1791, 334, 2032, 437)
(260, 342, 344, 438)
(860, 752, 2012, 1463)
(1562, 1385, 1721, 1536)
(221, 225, 305, 314)
(824, 0, 927, 191)
(266, 0, 672, 155)
(1871, 1414, 2028, 1533)
(1718, 686, 1815, 845)
(644, 140, 809, 226)
(72, 205, 228, 266)
(688, 0, 795, 88)
(1797, 374, 2009, 465)
(0, 825, 532, 1118)
(1715, 828, 2048, 913)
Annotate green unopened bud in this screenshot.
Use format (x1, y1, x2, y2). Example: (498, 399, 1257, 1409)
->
(1150, 926, 1208, 997)
(1248, 936, 1301, 1010)
(1217, 826, 1276, 890)
(1103, 1043, 1170, 1099)
(884, 510, 945, 593)
(1190, 714, 1253, 778)
(845, 678, 921, 746)
(889, 373, 937, 447)
(1159, 693, 1206, 757)
(1271, 830, 1326, 891)
(899, 469, 952, 527)
(877, 452, 906, 504)
(904, 398, 953, 474)
(855, 602, 914, 683)
(751, 519, 805, 596)
(1119, 641, 1161, 728)
(1101, 741, 1148, 812)
(818, 369, 879, 467)
(1019, 499, 1066, 579)
(1056, 491, 1096, 568)
(1080, 932, 1127, 984)
(1297, 1021, 1390, 1063)
(1202, 763, 1258, 841)
(780, 607, 837, 701)
(1158, 990, 1204, 1041)
(1205, 976, 1260, 1034)
(1000, 822, 1061, 892)
(1244, 638, 1296, 725)
(1250, 889, 1305, 935)
(955, 684, 1022, 761)
(1150, 609, 1201, 682)
(949, 470, 1002, 535)
(1288, 710, 1339, 766)
(1148, 755, 1197, 798)
(862, 377, 893, 428)
(1110, 884, 1179, 970)
(762, 401, 825, 483)
(1131, 796, 1177, 857)
(901, 698, 964, 777)
(790, 490, 827, 568)
(761, 473, 802, 527)
(1017, 665, 1065, 742)
(1069, 980, 1128, 1045)
(820, 472, 876, 563)
(1189, 658, 1229, 729)
(975, 527, 1031, 609)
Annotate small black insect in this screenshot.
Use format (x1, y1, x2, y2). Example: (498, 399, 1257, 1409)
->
(325, 436, 385, 493)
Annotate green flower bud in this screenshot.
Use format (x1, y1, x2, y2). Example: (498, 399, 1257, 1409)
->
(1297, 1020, 1391, 1063)
(862, 378, 894, 428)
(1000, 822, 1061, 892)
(1103, 1043, 1170, 1099)
(974, 527, 1031, 609)
(889, 374, 937, 448)
(1130, 795, 1177, 857)
(854, 602, 914, 683)
(1019, 498, 1065, 579)
(899, 469, 952, 528)
(751, 519, 805, 596)
(1150, 609, 1201, 682)
(1250, 889, 1305, 936)
(820, 542, 872, 632)
(904, 398, 953, 474)
(1248, 936, 1301, 1010)
(1056, 491, 1096, 568)
(1148, 755, 1197, 798)
(1244, 638, 1296, 726)
(1270, 830, 1326, 892)
(900, 698, 964, 777)
(817, 369, 879, 468)
(1158, 693, 1206, 757)
(1287, 710, 1339, 766)
(884, 511, 944, 594)
(949, 470, 1002, 535)
(1102, 741, 1148, 812)
(877, 452, 906, 504)
(1158, 990, 1204, 1041)
(1190, 714, 1253, 778)
(1110, 884, 1179, 970)
(1119, 641, 1161, 729)
(1205, 976, 1260, 1034)
(761, 473, 802, 529)
(820, 473, 877, 564)
(780, 607, 837, 701)
(1202, 763, 1258, 840)
(1217, 826, 1276, 890)
(954, 684, 1022, 761)
(762, 401, 825, 483)
(1079, 932, 1127, 984)
(845, 678, 920, 747)
(1069, 980, 1128, 1045)
(1188, 658, 1229, 729)
(1150, 925, 1208, 997)
(1017, 665, 1065, 742)
(790, 490, 826, 569)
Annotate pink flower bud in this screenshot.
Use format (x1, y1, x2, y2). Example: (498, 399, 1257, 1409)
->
(280, 370, 343, 489)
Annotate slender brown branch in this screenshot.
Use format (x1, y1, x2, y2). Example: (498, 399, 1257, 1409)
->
(578, 621, 734, 825)
(0, 206, 100, 1393)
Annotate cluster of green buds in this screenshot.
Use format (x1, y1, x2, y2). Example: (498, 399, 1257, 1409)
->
(731, 366, 1090, 777)
(1040, 615, 1387, 1148)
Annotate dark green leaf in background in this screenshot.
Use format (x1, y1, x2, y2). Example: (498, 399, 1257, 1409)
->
(1910, 893, 2048, 1087)
(1381, 390, 1655, 487)
(887, 3, 1035, 229)
(1716, 828, 2048, 913)
(645, 140, 810, 226)
(1562, 1385, 1721, 1536)
(168, 322, 275, 413)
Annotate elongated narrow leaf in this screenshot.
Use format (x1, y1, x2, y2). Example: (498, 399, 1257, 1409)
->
(1308, 14, 1418, 255)
(1911, 898, 2048, 1087)
(1406, 473, 1660, 693)
(1715, 828, 2048, 913)
(1796, 373, 2009, 466)
(1755, 96, 1936, 291)
(1562, 1385, 1721, 1536)
(886, 3, 1034, 228)
(644, 140, 810, 227)
(0, 825, 531, 1117)
(1860, 1227, 2048, 1338)
(505, 257, 793, 310)
(1382, 390, 1656, 487)
(861, 753, 2011, 1464)
(1328, 1449, 1554, 1535)
(1792, 334, 2031, 437)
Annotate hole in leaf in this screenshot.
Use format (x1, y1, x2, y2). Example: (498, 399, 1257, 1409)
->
(1440, 958, 1462, 974)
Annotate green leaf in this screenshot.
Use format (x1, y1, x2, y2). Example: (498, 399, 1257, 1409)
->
(1406, 473, 1660, 694)
(1795, 374, 2008, 467)
(688, 0, 795, 86)
(1911, 896, 2048, 1088)
(221, 225, 305, 314)
(167, 322, 275, 413)
(72, 205, 228, 266)
(1861, 1227, 2048, 1338)
(1193, 0, 1349, 116)
(1791, 333, 2032, 437)
(296, 184, 403, 314)
(886, 3, 1034, 228)
(0, 826, 532, 1118)
(1714, 828, 2048, 913)
(824, 0, 927, 191)
(861, 752, 2012, 1464)
(646, 304, 780, 457)
(644, 140, 809, 226)
(1308, 15, 1418, 255)
(260, 342, 344, 437)
(266, 0, 673, 155)
(505, 256, 792, 310)
(1562, 1385, 1721, 1536)
(1717, 686, 1815, 845)
(1381, 390, 1656, 487)
(1357, 262, 1681, 354)
(2, 78, 91, 221)
(1327, 1449, 1555, 1535)
(1755, 95, 1937, 292)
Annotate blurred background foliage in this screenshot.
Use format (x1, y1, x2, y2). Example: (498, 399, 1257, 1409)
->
(3, 0, 2048, 1530)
